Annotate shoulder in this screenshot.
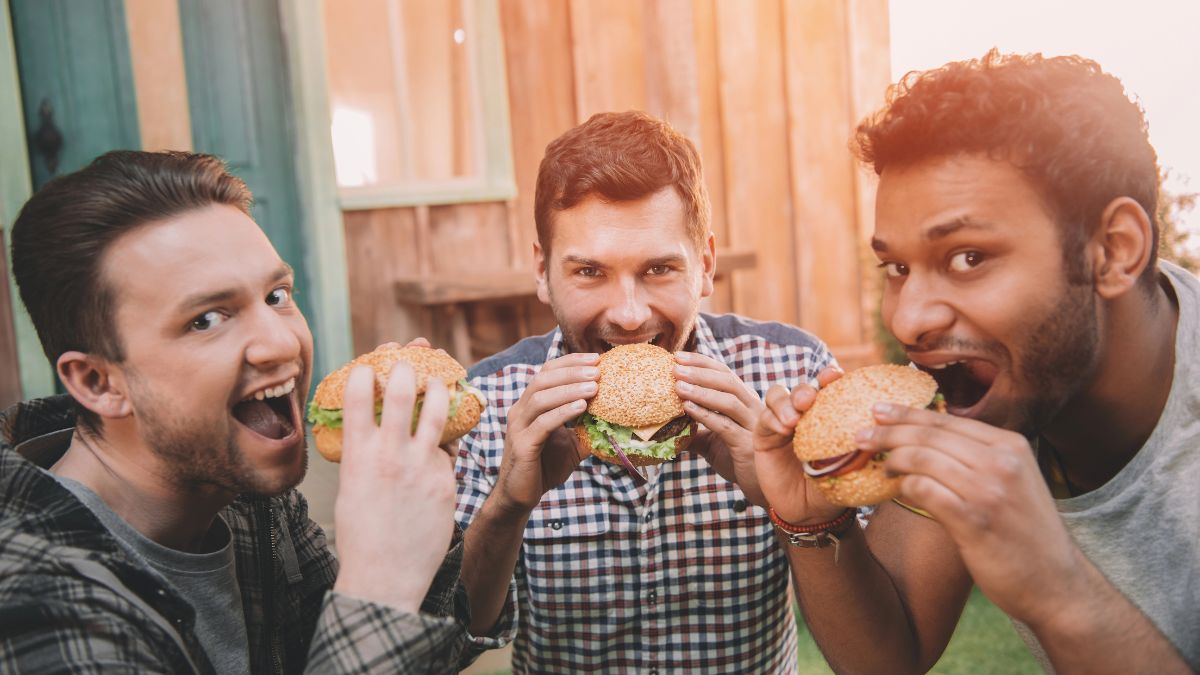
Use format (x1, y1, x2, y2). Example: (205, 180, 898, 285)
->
(702, 313, 828, 350)
(468, 330, 556, 380)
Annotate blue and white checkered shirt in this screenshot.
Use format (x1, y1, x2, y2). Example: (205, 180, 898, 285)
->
(455, 313, 836, 673)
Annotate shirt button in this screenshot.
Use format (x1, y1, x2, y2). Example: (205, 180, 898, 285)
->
(648, 589, 658, 604)
(733, 499, 748, 513)
(549, 520, 563, 531)
(644, 511, 654, 522)
(650, 669, 659, 675)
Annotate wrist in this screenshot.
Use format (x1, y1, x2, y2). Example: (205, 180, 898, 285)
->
(484, 488, 535, 527)
(334, 570, 425, 614)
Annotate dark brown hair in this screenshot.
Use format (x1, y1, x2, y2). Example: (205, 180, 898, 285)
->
(855, 50, 1160, 285)
(534, 111, 710, 252)
(11, 150, 251, 430)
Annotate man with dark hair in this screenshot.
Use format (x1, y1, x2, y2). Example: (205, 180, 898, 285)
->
(0, 151, 504, 672)
(455, 111, 836, 672)
(755, 51, 1198, 673)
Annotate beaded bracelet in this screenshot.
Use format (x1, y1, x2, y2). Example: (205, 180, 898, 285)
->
(768, 507, 857, 562)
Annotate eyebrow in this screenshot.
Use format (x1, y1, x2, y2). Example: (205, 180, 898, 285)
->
(871, 217, 995, 253)
(175, 263, 294, 314)
(560, 254, 688, 268)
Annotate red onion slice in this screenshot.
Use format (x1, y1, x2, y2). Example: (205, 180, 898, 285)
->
(606, 431, 647, 484)
(802, 452, 855, 477)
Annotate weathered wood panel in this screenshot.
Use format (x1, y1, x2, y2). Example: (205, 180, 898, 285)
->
(567, 0, 646, 120)
(783, 0, 863, 348)
(343, 207, 428, 354)
(713, 0, 797, 324)
(692, 0, 732, 314)
(498, 0, 576, 267)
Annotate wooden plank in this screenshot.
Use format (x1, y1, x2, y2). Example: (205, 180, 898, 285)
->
(0, 228, 20, 409)
(497, 0, 576, 267)
(567, 0, 646, 120)
(782, 0, 863, 346)
(642, 0, 700, 139)
(125, 0, 192, 151)
(428, 201, 512, 274)
(343, 207, 429, 354)
(690, 0, 732, 314)
(713, 0, 797, 324)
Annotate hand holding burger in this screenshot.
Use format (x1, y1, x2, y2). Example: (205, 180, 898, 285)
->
(307, 345, 485, 462)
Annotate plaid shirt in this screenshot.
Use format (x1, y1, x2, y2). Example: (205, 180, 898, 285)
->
(456, 313, 836, 673)
(0, 395, 504, 674)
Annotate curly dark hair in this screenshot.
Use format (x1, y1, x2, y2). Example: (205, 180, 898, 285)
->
(855, 50, 1160, 285)
(535, 111, 710, 253)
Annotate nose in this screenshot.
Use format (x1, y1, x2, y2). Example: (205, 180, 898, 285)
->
(245, 306, 303, 367)
(607, 277, 652, 331)
(885, 273, 955, 348)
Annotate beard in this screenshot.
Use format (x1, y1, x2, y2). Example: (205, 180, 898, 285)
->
(126, 375, 307, 497)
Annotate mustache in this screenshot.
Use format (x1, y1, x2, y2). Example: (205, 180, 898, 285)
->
(903, 337, 1005, 358)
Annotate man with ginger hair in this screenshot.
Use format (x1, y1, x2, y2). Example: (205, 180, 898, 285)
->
(453, 110, 839, 672)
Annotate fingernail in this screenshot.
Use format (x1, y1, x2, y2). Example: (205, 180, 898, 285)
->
(873, 402, 894, 417)
(573, 399, 587, 410)
(675, 365, 691, 377)
(684, 400, 699, 410)
(677, 381, 693, 393)
(855, 428, 874, 443)
(582, 367, 599, 378)
(581, 381, 597, 393)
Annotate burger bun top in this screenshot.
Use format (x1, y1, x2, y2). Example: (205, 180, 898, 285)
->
(793, 364, 938, 462)
(587, 342, 684, 427)
(312, 345, 467, 410)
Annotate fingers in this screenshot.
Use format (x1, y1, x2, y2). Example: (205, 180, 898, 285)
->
(341, 366, 377, 441)
(378, 362, 418, 438)
(859, 422, 993, 471)
(527, 398, 588, 440)
(677, 381, 755, 429)
(405, 337, 432, 349)
(514, 380, 597, 428)
(814, 366, 844, 388)
(412, 380, 450, 450)
(788, 383, 819, 415)
(756, 386, 798, 446)
(873, 403, 1019, 447)
(526, 363, 600, 395)
(683, 401, 741, 437)
(674, 353, 759, 409)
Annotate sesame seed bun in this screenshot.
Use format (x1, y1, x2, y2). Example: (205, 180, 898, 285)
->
(587, 343, 685, 428)
(309, 345, 481, 462)
(793, 364, 939, 507)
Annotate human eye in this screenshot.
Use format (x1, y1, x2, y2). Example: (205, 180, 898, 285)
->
(575, 267, 602, 278)
(190, 310, 227, 332)
(646, 264, 671, 276)
(877, 261, 908, 279)
(948, 251, 985, 273)
(266, 286, 293, 307)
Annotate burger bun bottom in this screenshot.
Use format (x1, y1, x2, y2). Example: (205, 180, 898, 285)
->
(812, 456, 901, 507)
(312, 391, 485, 463)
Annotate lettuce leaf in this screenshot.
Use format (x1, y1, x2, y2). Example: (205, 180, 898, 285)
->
(577, 412, 691, 461)
(307, 378, 482, 429)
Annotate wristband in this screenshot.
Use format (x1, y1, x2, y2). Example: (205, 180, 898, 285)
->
(768, 507, 857, 562)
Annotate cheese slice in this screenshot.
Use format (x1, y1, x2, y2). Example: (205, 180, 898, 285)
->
(631, 421, 669, 442)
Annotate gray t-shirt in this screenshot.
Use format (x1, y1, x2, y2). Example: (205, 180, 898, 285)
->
(1016, 260, 1200, 671)
(54, 475, 251, 674)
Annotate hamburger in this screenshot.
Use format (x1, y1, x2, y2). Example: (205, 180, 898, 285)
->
(306, 345, 485, 462)
(575, 343, 697, 471)
(793, 364, 945, 507)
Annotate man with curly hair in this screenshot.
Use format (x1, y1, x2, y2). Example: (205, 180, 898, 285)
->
(754, 51, 1198, 673)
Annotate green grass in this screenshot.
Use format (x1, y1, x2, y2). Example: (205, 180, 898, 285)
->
(796, 587, 1040, 674)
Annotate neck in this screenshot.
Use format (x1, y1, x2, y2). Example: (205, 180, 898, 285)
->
(1042, 275, 1179, 493)
(51, 426, 233, 553)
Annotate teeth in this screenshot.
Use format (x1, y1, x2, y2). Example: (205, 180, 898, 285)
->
(244, 377, 296, 402)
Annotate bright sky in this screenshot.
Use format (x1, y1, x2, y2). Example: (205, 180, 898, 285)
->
(889, 0, 1200, 236)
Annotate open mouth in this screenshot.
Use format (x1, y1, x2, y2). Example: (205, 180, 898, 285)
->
(914, 359, 998, 414)
(232, 377, 299, 441)
(600, 335, 662, 352)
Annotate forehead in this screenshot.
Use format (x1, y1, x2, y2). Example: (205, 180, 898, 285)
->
(874, 154, 1058, 245)
(102, 204, 283, 313)
(549, 188, 692, 259)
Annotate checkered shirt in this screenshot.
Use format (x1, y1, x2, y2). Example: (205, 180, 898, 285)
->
(456, 313, 836, 673)
(0, 395, 508, 674)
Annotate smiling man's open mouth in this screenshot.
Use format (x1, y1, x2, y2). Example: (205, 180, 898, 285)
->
(914, 359, 998, 414)
(232, 377, 298, 440)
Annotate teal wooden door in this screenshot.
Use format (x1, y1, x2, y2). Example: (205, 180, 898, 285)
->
(9, 0, 140, 189)
(177, 0, 313, 321)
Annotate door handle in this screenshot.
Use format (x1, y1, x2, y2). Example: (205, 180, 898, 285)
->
(33, 98, 64, 175)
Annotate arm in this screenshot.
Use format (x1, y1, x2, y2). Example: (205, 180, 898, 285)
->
(868, 405, 1192, 675)
(460, 352, 599, 635)
(754, 374, 972, 674)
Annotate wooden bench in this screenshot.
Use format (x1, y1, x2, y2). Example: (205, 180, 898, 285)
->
(394, 248, 757, 362)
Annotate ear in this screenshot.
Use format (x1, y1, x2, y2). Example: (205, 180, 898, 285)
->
(1091, 197, 1154, 300)
(699, 232, 716, 299)
(534, 241, 551, 305)
(57, 351, 132, 420)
